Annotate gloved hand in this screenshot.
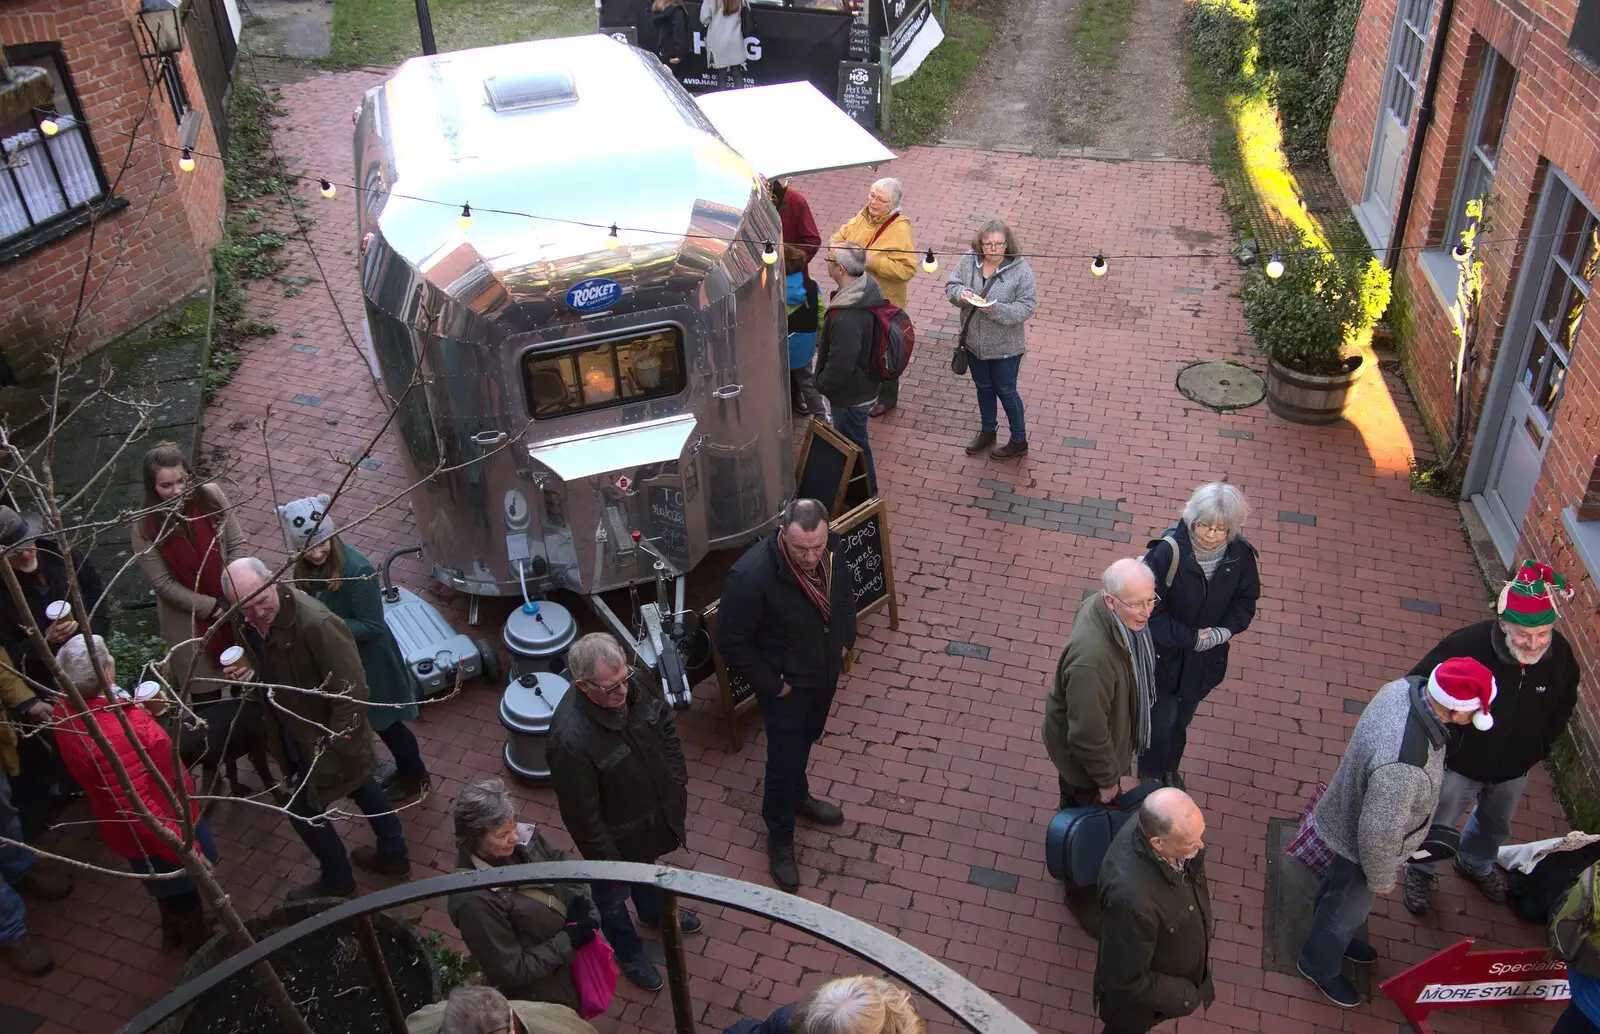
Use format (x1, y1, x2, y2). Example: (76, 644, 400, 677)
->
(565, 921, 596, 949)
(1194, 627, 1233, 651)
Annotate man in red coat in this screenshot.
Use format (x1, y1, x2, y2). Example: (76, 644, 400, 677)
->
(771, 179, 820, 268)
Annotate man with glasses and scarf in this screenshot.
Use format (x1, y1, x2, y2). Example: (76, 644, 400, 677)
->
(716, 498, 857, 892)
(547, 632, 693, 993)
(1045, 558, 1158, 810)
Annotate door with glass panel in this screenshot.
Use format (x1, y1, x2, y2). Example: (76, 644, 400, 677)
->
(1356, 0, 1432, 249)
(1474, 178, 1599, 564)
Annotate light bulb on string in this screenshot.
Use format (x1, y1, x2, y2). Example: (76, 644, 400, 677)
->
(1265, 253, 1285, 279)
(179, 148, 195, 172)
(1090, 252, 1108, 277)
(921, 248, 938, 273)
(761, 241, 777, 265)
(458, 203, 473, 230)
(319, 179, 336, 199)
(1452, 242, 1472, 262)
(606, 223, 620, 248)
(39, 117, 59, 137)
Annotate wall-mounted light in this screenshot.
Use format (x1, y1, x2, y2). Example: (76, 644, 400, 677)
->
(137, 0, 186, 56)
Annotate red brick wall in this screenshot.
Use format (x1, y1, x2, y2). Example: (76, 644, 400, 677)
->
(1330, 0, 1600, 768)
(0, 0, 226, 376)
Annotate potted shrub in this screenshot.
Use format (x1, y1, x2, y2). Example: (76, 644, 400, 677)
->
(1242, 233, 1392, 424)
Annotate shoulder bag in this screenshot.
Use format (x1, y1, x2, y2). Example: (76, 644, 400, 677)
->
(953, 259, 996, 376)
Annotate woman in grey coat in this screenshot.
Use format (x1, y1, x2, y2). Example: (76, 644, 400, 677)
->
(946, 220, 1039, 459)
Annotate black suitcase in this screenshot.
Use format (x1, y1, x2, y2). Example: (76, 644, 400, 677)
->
(1045, 780, 1163, 889)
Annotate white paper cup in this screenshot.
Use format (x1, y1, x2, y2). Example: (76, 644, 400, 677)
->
(44, 601, 69, 621)
(219, 646, 245, 667)
(134, 681, 162, 701)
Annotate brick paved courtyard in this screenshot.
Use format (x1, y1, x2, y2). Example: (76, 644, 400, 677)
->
(0, 65, 1573, 1034)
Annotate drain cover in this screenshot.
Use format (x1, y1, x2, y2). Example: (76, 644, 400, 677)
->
(1176, 360, 1266, 411)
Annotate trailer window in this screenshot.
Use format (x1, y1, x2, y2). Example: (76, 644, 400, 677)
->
(523, 328, 686, 418)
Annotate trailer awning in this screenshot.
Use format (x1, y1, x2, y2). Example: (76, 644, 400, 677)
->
(694, 81, 896, 180)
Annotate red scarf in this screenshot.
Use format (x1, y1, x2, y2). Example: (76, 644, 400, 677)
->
(780, 532, 832, 620)
(153, 502, 236, 661)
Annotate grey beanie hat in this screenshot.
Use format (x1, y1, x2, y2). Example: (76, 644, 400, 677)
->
(278, 493, 338, 551)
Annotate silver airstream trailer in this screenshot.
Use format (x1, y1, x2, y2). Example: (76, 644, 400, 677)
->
(353, 35, 891, 697)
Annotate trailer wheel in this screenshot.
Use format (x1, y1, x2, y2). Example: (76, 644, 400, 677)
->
(476, 639, 503, 686)
(658, 639, 691, 711)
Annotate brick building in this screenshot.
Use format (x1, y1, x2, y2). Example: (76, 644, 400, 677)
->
(0, 0, 236, 382)
(1327, 0, 1600, 754)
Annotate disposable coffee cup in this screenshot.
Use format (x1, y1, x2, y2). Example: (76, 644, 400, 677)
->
(44, 601, 69, 622)
(219, 646, 245, 667)
(134, 681, 162, 701)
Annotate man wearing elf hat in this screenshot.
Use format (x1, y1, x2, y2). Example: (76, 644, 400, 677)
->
(1400, 560, 1580, 917)
(1298, 657, 1494, 1008)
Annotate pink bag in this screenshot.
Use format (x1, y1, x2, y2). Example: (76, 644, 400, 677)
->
(1285, 781, 1335, 876)
(572, 932, 619, 1019)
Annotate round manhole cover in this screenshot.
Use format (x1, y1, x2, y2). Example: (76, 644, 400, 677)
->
(1176, 360, 1266, 411)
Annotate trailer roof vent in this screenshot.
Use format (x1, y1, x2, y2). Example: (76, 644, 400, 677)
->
(484, 70, 577, 113)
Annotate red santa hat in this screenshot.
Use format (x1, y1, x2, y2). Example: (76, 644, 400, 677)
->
(1427, 657, 1498, 731)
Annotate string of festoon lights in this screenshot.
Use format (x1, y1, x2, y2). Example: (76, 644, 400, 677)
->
(38, 107, 1519, 278)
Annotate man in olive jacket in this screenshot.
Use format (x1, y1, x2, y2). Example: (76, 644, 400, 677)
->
(1096, 788, 1213, 1034)
(223, 558, 409, 900)
(1044, 559, 1155, 808)
(547, 632, 692, 993)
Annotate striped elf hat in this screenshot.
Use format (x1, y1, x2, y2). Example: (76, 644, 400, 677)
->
(1497, 560, 1573, 627)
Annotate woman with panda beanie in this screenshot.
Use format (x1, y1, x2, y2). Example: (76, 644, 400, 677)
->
(281, 495, 429, 802)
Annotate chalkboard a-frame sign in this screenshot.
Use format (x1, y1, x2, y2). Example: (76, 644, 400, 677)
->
(704, 497, 900, 751)
(795, 418, 860, 518)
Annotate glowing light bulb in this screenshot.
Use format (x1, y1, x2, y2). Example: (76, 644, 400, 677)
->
(319, 179, 336, 199)
(40, 117, 59, 137)
(921, 248, 938, 273)
(179, 148, 195, 173)
(1265, 253, 1285, 279)
(606, 223, 620, 249)
(458, 203, 473, 230)
(1090, 252, 1108, 277)
(762, 241, 777, 265)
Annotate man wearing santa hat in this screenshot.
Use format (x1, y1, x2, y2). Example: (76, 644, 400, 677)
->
(1401, 560, 1580, 917)
(1297, 657, 1495, 1008)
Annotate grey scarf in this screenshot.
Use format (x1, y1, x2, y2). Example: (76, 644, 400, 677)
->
(1114, 613, 1157, 751)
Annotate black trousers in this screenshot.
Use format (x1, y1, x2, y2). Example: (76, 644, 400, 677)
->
(760, 683, 835, 846)
(376, 721, 428, 782)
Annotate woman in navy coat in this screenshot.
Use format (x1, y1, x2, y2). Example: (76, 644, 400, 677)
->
(1138, 482, 1260, 785)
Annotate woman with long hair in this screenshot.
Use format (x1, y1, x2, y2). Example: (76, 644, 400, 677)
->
(283, 494, 429, 802)
(700, 0, 750, 89)
(131, 442, 249, 701)
(651, 0, 694, 75)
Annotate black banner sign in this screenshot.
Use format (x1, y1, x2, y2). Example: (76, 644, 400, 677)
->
(836, 61, 878, 131)
(600, 0, 854, 98)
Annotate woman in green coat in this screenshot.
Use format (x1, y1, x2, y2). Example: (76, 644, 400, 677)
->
(281, 493, 429, 802)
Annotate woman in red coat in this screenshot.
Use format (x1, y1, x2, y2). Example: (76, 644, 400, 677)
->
(50, 634, 218, 956)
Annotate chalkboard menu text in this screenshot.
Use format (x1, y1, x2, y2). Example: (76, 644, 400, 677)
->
(830, 496, 899, 628)
(837, 61, 879, 132)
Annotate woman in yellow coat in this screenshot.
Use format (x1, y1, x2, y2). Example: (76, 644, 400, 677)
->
(831, 177, 916, 415)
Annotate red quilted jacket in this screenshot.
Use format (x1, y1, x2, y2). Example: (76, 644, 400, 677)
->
(53, 697, 200, 862)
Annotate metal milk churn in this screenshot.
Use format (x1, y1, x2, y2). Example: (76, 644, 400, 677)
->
(500, 671, 572, 783)
(501, 599, 578, 677)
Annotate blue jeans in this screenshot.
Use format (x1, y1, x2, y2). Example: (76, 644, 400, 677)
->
(0, 771, 35, 945)
(1297, 853, 1374, 981)
(830, 401, 878, 494)
(592, 881, 662, 964)
(286, 776, 407, 887)
(1408, 769, 1527, 878)
(968, 355, 1026, 443)
(128, 819, 219, 899)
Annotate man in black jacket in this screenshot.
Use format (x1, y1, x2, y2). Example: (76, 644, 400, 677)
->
(1402, 560, 1580, 916)
(546, 632, 694, 992)
(817, 241, 883, 495)
(1096, 787, 1213, 1034)
(716, 497, 857, 892)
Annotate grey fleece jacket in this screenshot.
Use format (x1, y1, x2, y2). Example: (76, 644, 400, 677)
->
(1312, 676, 1447, 891)
(945, 254, 1038, 360)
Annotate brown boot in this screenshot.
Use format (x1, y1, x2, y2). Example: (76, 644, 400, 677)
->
(14, 866, 72, 900)
(156, 897, 184, 953)
(0, 934, 53, 976)
(173, 900, 214, 958)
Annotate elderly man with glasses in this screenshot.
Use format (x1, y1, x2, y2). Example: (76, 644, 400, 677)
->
(547, 632, 695, 993)
(1044, 559, 1159, 809)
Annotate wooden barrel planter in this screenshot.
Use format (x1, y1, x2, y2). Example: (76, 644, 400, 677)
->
(1265, 355, 1366, 425)
(157, 898, 441, 1034)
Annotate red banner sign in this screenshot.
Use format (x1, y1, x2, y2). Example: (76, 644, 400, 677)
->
(1380, 939, 1569, 1034)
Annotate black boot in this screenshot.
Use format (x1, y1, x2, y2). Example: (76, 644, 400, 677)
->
(769, 843, 800, 892)
(156, 897, 184, 953)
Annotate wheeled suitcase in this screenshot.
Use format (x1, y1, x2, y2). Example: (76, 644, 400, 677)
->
(1045, 780, 1163, 889)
